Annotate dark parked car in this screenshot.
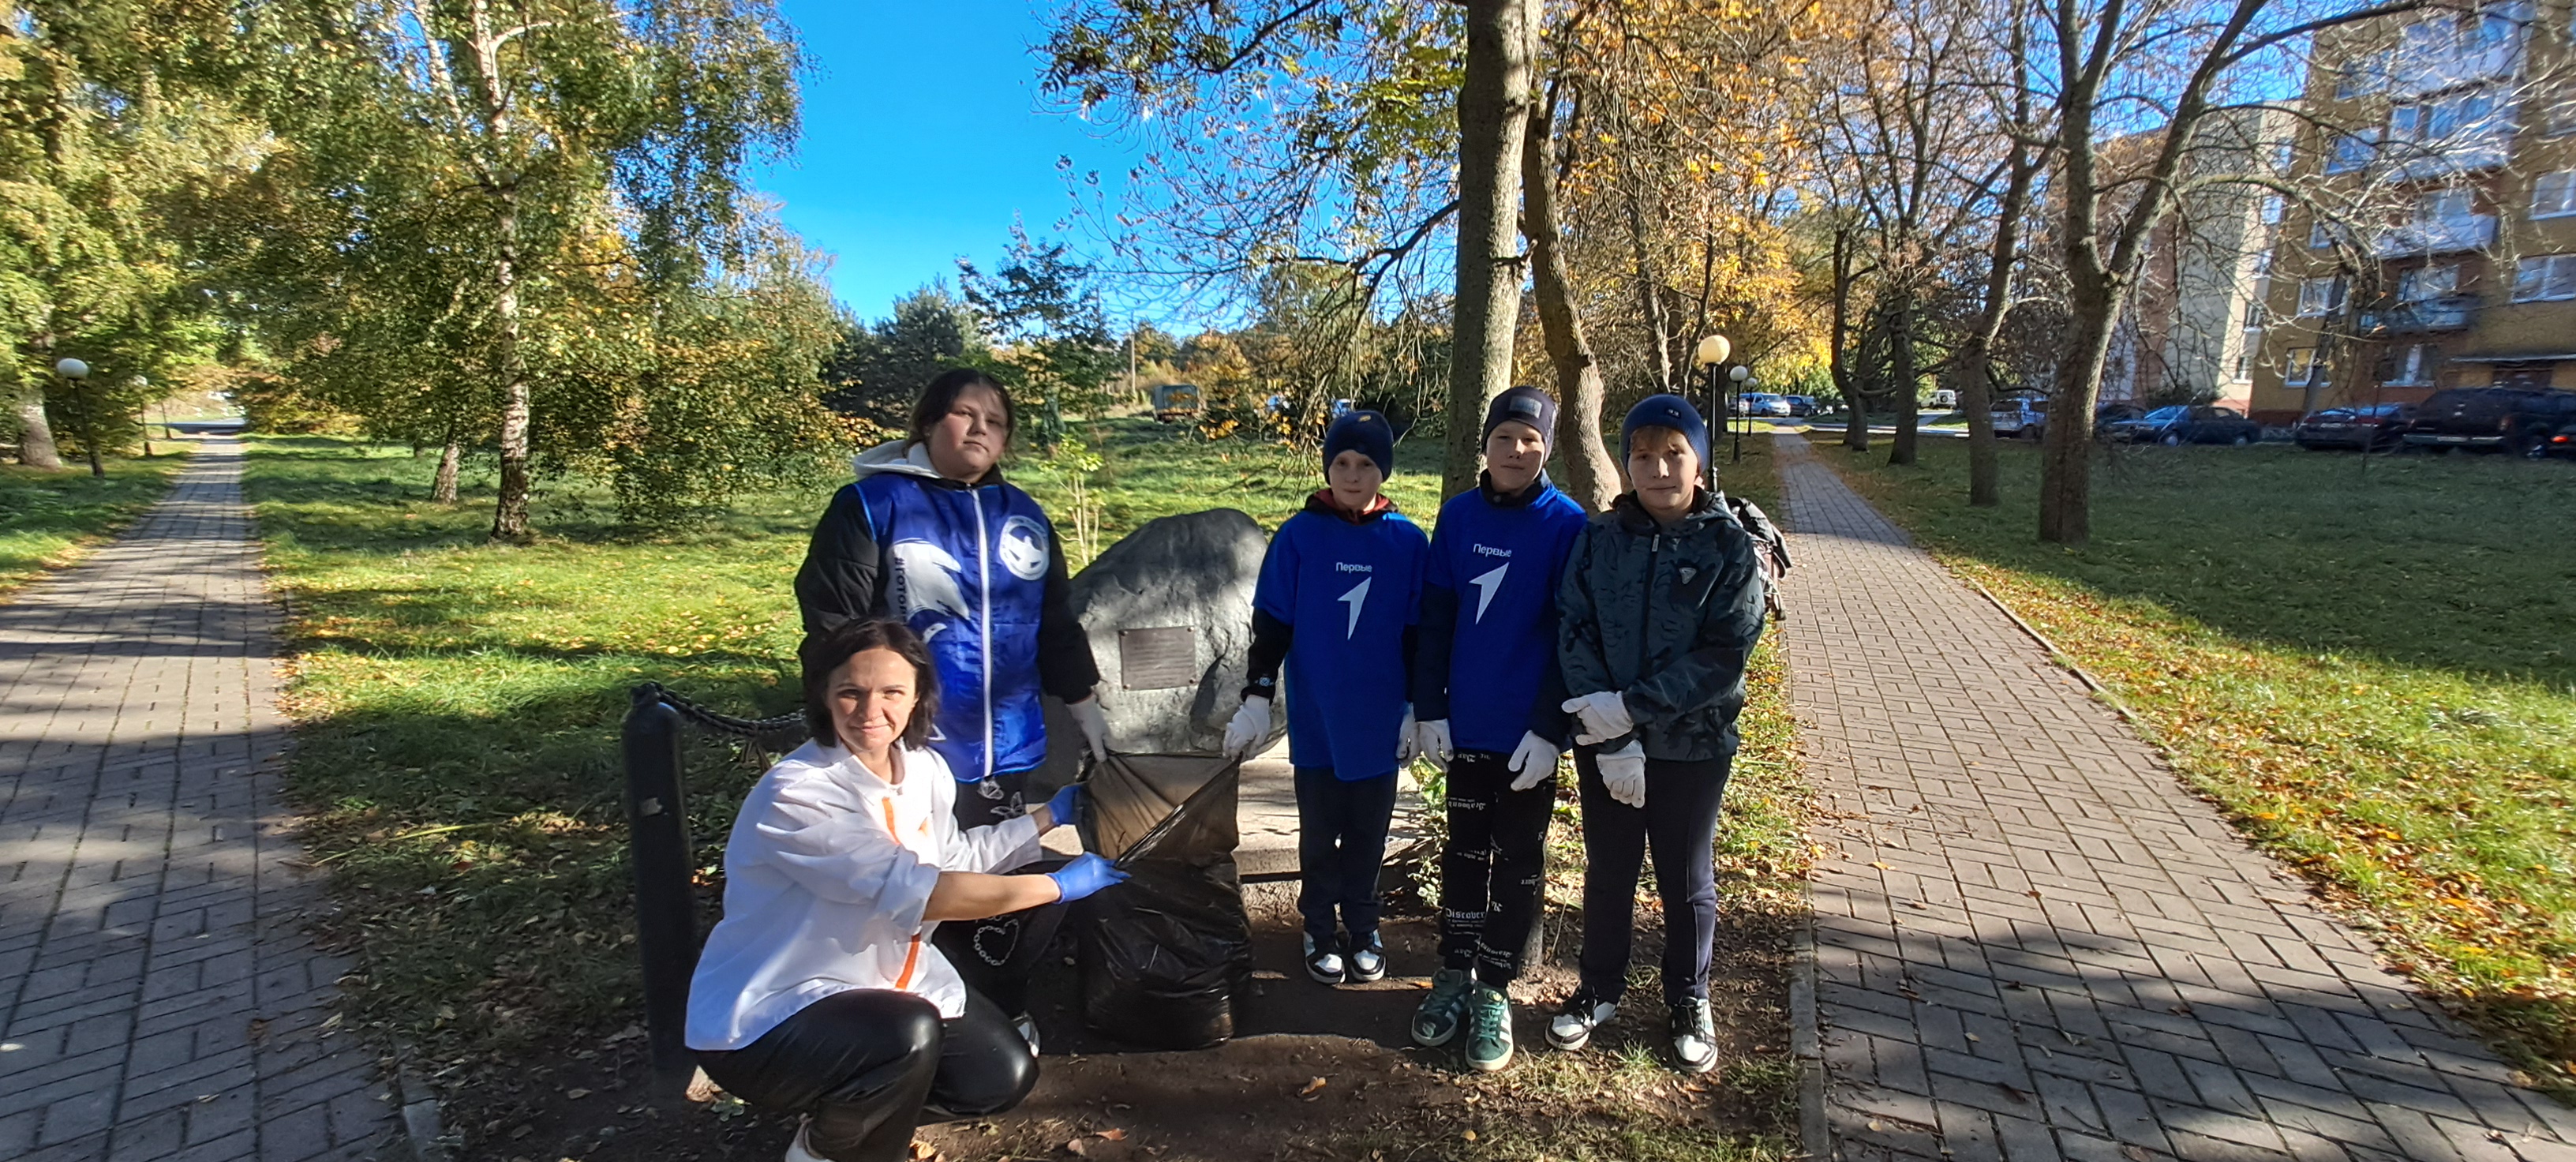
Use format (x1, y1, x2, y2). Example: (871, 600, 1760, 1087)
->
(2293, 403, 2415, 452)
(2103, 404, 2263, 445)
(2548, 428, 2576, 459)
(2092, 403, 2147, 437)
(2400, 388, 2576, 457)
(1783, 395, 1818, 417)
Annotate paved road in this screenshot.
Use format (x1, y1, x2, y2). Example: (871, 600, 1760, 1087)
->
(1773, 433, 2574, 1162)
(1, 438, 393, 1161)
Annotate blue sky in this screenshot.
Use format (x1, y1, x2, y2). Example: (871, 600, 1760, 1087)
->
(753, 0, 1140, 323)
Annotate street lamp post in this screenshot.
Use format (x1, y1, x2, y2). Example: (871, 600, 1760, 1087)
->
(1728, 364, 1752, 464)
(1693, 335, 1730, 489)
(53, 358, 100, 478)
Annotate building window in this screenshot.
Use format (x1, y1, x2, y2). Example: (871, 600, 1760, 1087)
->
(2262, 195, 2285, 224)
(2285, 347, 2327, 386)
(2549, 88, 2576, 135)
(2390, 88, 2509, 144)
(2334, 53, 2388, 99)
(2310, 221, 2334, 248)
(2327, 129, 2379, 174)
(2513, 253, 2576, 301)
(2398, 264, 2461, 302)
(2383, 343, 2440, 386)
(2533, 170, 2576, 219)
(2297, 276, 2347, 316)
(2234, 325, 2263, 382)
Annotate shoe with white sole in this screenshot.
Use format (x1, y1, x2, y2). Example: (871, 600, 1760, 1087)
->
(1546, 987, 1617, 1051)
(1013, 1012, 1040, 1056)
(1671, 997, 1717, 1074)
(1304, 933, 1346, 984)
(1347, 931, 1387, 983)
(1463, 984, 1515, 1072)
(1411, 968, 1473, 1046)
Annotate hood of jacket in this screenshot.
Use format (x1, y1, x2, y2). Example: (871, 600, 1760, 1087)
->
(852, 440, 1004, 490)
(1608, 486, 1732, 535)
(1303, 488, 1398, 523)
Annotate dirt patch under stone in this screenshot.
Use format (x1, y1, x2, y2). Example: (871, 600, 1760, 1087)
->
(438, 883, 1801, 1162)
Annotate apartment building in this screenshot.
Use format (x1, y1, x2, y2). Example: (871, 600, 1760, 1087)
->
(2251, 1, 2576, 423)
(2102, 110, 2296, 414)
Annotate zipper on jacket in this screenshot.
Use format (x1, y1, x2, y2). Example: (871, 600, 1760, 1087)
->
(1636, 531, 1663, 695)
(975, 490, 994, 782)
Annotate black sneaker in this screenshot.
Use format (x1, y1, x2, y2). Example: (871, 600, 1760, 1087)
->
(1304, 933, 1346, 984)
(1670, 997, 1717, 1074)
(1547, 987, 1617, 1051)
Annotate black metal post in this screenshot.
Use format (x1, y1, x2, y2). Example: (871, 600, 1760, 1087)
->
(623, 684, 696, 1089)
(1732, 367, 1746, 464)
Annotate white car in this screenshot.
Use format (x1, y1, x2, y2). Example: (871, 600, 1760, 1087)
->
(1990, 398, 2048, 438)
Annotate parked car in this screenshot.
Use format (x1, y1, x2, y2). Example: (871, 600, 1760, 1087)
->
(2103, 404, 2263, 445)
(2091, 403, 2147, 436)
(2547, 428, 2576, 459)
(1927, 388, 1958, 409)
(1151, 383, 1204, 423)
(1990, 396, 2048, 438)
(2292, 403, 2414, 452)
(1782, 395, 1818, 417)
(1734, 392, 1792, 418)
(2400, 388, 2576, 457)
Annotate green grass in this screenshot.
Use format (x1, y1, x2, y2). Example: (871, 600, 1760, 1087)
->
(1817, 438, 2576, 1091)
(0, 453, 187, 598)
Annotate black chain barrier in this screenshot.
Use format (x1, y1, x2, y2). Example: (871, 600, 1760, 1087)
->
(623, 682, 811, 1089)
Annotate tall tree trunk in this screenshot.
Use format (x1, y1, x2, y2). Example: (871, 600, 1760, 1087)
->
(1960, 25, 2041, 508)
(1830, 227, 1868, 452)
(14, 378, 62, 470)
(433, 440, 462, 504)
(1624, 180, 1673, 396)
(489, 182, 532, 541)
(1889, 291, 1919, 466)
(1521, 85, 1618, 511)
(1444, 0, 1534, 500)
(2039, 276, 2120, 545)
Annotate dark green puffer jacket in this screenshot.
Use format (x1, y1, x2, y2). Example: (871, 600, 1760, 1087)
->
(1556, 489, 1769, 763)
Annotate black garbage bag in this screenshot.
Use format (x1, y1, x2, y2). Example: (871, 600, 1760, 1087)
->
(1075, 752, 1252, 1050)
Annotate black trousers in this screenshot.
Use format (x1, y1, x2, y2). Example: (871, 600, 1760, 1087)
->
(1292, 767, 1398, 945)
(940, 771, 1064, 1018)
(1437, 749, 1554, 985)
(1571, 749, 1732, 1005)
(696, 988, 1036, 1162)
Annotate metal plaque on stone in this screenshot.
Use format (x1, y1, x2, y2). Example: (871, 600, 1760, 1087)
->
(1118, 627, 1198, 691)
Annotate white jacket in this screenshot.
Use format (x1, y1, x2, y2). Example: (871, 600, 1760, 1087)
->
(684, 740, 1044, 1050)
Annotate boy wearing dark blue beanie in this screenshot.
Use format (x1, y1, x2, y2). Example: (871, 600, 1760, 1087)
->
(1225, 409, 1429, 988)
(1548, 392, 1769, 1075)
(1406, 385, 1588, 1072)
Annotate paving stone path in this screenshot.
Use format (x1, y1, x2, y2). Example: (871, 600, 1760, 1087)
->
(1772, 433, 2574, 1162)
(1, 438, 393, 1162)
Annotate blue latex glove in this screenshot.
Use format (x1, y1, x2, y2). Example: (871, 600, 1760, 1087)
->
(1047, 853, 1129, 903)
(1043, 782, 1083, 829)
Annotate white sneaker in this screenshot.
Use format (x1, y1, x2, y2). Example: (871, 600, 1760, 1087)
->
(783, 1117, 826, 1162)
(1347, 932, 1387, 983)
(1671, 998, 1718, 1074)
(1304, 933, 1346, 984)
(1547, 988, 1618, 1051)
(1013, 1012, 1041, 1056)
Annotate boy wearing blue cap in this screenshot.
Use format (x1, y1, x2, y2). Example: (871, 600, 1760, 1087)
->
(1404, 386, 1589, 1072)
(1547, 394, 1769, 1074)
(1225, 410, 1430, 986)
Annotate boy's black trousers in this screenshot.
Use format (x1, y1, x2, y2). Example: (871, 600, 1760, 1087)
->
(1571, 747, 1732, 1005)
(1436, 749, 1554, 984)
(695, 987, 1035, 1162)
(939, 770, 1065, 1018)
(1292, 767, 1399, 945)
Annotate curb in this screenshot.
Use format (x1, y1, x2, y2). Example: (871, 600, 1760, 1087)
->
(391, 1048, 452, 1162)
(1960, 575, 2142, 726)
(1789, 895, 1828, 1160)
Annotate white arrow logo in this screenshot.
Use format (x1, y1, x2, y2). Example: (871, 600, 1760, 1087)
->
(1469, 563, 1509, 623)
(1339, 576, 1372, 639)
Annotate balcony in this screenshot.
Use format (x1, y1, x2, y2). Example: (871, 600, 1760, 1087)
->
(2372, 214, 2496, 257)
(2357, 295, 2480, 333)
(2387, 135, 2513, 181)
(2387, 43, 2522, 99)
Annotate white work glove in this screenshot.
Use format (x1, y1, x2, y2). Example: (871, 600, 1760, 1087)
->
(1414, 718, 1453, 772)
(1561, 691, 1634, 746)
(1222, 695, 1271, 760)
(1395, 706, 1419, 764)
(1067, 695, 1110, 763)
(1505, 731, 1560, 792)
(1596, 742, 1647, 808)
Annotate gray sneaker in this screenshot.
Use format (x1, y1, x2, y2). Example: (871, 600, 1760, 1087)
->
(1464, 984, 1515, 1072)
(1347, 931, 1387, 982)
(1410, 968, 1473, 1047)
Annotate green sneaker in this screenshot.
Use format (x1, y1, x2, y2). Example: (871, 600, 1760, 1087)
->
(1464, 984, 1515, 1072)
(1410, 968, 1473, 1047)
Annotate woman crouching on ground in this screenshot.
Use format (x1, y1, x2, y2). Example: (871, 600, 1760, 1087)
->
(685, 618, 1129, 1162)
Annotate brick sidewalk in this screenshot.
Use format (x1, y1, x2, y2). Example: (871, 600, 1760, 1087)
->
(1772, 433, 2573, 1162)
(1, 438, 392, 1162)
